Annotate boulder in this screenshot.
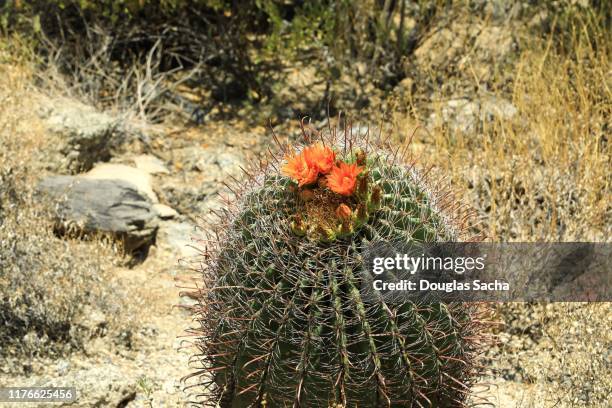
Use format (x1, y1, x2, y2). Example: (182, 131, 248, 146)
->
(37, 176, 158, 252)
(38, 99, 122, 173)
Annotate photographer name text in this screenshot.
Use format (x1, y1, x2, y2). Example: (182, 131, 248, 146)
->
(371, 253, 509, 293)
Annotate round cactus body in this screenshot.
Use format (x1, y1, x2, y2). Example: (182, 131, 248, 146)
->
(190, 125, 487, 407)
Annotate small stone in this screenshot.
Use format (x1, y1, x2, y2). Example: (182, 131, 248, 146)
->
(152, 203, 179, 219)
(55, 360, 70, 376)
(133, 154, 170, 175)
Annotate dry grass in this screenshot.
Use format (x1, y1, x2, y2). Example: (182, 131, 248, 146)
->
(0, 36, 134, 373)
(387, 13, 611, 408)
(393, 29, 610, 242)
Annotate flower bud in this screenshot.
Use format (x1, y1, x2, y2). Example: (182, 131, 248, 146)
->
(335, 203, 352, 220)
(315, 224, 335, 242)
(338, 218, 353, 236)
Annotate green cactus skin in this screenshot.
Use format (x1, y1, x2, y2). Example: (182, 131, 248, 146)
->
(189, 127, 489, 408)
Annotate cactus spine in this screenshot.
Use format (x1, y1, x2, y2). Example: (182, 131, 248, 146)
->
(189, 123, 488, 407)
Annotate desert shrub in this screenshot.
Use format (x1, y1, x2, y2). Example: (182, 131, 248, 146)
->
(0, 165, 135, 373)
(1, 1, 609, 123)
(0, 1, 450, 121)
(1, 0, 281, 119)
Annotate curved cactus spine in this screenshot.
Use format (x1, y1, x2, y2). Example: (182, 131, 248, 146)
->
(186, 121, 490, 407)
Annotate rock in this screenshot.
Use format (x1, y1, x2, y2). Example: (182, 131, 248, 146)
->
(83, 163, 158, 203)
(152, 203, 178, 220)
(438, 98, 482, 134)
(156, 220, 200, 258)
(55, 360, 70, 376)
(481, 96, 518, 121)
(37, 176, 158, 252)
(157, 182, 218, 216)
(414, 23, 480, 70)
(414, 22, 514, 82)
(20, 365, 136, 407)
(132, 154, 169, 175)
(429, 95, 517, 133)
(472, 26, 514, 62)
(38, 98, 122, 173)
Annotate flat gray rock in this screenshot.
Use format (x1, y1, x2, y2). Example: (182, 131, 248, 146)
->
(38, 176, 158, 252)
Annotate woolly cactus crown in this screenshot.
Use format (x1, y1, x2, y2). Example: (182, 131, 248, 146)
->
(187, 120, 487, 407)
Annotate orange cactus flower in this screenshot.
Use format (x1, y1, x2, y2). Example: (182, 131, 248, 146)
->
(282, 153, 319, 186)
(282, 143, 336, 186)
(327, 162, 363, 196)
(303, 143, 335, 175)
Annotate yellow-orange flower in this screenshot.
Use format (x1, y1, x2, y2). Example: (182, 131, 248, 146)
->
(303, 143, 335, 175)
(282, 153, 318, 186)
(326, 162, 363, 196)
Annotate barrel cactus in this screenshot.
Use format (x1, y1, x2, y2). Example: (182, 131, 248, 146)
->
(188, 123, 488, 407)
